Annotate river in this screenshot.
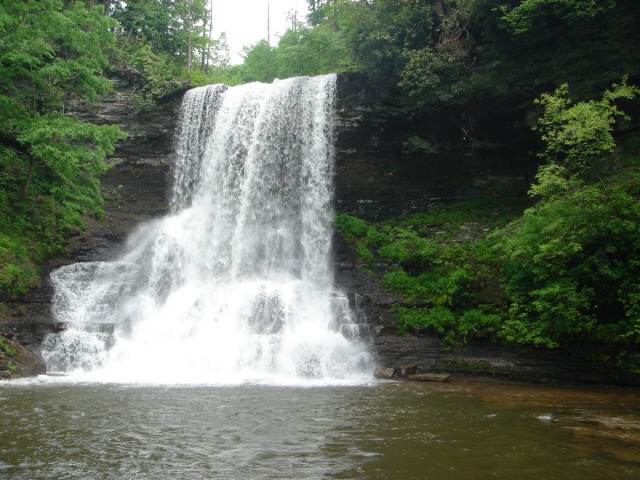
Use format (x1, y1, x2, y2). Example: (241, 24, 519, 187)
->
(1, 378, 639, 479)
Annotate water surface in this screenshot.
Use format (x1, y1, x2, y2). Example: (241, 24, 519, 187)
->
(1, 379, 638, 479)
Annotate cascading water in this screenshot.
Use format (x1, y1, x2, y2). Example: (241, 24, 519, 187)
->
(41, 75, 373, 384)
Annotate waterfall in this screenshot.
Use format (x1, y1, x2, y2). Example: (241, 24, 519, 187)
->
(41, 75, 372, 384)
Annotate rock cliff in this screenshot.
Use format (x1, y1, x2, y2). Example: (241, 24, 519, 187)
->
(0, 75, 179, 356)
(334, 73, 536, 220)
(3, 72, 634, 385)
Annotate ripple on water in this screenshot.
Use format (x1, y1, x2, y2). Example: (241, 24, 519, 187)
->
(0, 381, 639, 479)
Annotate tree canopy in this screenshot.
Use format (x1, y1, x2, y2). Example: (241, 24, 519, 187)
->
(0, 0, 126, 294)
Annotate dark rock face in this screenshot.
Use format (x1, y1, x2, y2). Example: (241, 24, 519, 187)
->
(66, 76, 177, 261)
(333, 73, 537, 221)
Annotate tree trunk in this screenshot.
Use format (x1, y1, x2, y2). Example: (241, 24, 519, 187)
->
(22, 156, 36, 198)
(204, 0, 213, 73)
(187, 0, 193, 72)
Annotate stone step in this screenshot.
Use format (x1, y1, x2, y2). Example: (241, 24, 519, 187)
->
(55, 322, 115, 334)
(338, 323, 371, 340)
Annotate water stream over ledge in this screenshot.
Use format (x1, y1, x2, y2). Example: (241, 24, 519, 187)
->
(40, 75, 372, 384)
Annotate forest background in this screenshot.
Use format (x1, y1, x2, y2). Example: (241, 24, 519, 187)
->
(1, 0, 639, 370)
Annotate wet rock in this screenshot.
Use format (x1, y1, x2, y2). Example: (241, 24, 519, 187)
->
(338, 323, 371, 340)
(373, 367, 395, 379)
(0, 335, 46, 380)
(409, 373, 451, 382)
(334, 72, 536, 221)
(393, 364, 418, 378)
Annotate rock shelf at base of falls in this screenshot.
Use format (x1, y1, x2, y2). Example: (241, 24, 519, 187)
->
(408, 373, 451, 382)
(373, 365, 451, 382)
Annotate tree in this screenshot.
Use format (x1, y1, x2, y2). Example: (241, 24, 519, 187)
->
(533, 78, 638, 176)
(345, 0, 436, 80)
(500, 0, 616, 34)
(0, 0, 124, 200)
(0, 0, 125, 294)
(113, 0, 209, 66)
(239, 41, 278, 83)
(495, 79, 640, 347)
(399, 0, 477, 105)
(274, 24, 356, 78)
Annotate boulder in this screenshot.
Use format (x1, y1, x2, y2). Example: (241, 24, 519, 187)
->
(408, 373, 451, 382)
(393, 364, 418, 378)
(0, 334, 46, 380)
(373, 367, 396, 379)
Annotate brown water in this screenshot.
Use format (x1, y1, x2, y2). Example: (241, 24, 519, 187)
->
(1, 379, 639, 479)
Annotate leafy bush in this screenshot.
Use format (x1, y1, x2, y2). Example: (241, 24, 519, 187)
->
(395, 306, 456, 336)
(355, 242, 374, 263)
(494, 179, 640, 347)
(335, 213, 370, 240)
(0, 337, 17, 358)
(492, 79, 640, 347)
(0, 263, 40, 296)
(394, 305, 501, 344)
(337, 197, 527, 343)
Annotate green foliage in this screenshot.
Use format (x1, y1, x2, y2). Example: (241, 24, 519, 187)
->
(341, 0, 440, 80)
(0, 336, 19, 375)
(0, 262, 40, 297)
(0, 0, 125, 296)
(108, 1, 231, 99)
(239, 41, 279, 84)
(237, 22, 357, 84)
(0, 0, 116, 107)
(112, 0, 211, 63)
(398, 0, 477, 105)
(355, 242, 374, 263)
(0, 337, 17, 358)
(533, 78, 639, 172)
(494, 174, 640, 347)
(336, 198, 527, 343)
(383, 269, 422, 297)
(394, 305, 501, 344)
(383, 265, 476, 306)
(275, 24, 356, 77)
(119, 37, 177, 96)
(335, 213, 370, 240)
(492, 79, 640, 347)
(399, 46, 474, 105)
(500, 0, 616, 34)
(395, 306, 456, 335)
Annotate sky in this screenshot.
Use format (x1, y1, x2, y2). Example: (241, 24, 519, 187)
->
(210, 0, 311, 64)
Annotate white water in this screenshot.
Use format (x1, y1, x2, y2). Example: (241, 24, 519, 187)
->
(41, 75, 372, 385)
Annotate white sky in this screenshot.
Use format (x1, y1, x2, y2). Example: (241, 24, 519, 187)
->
(210, 0, 310, 64)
